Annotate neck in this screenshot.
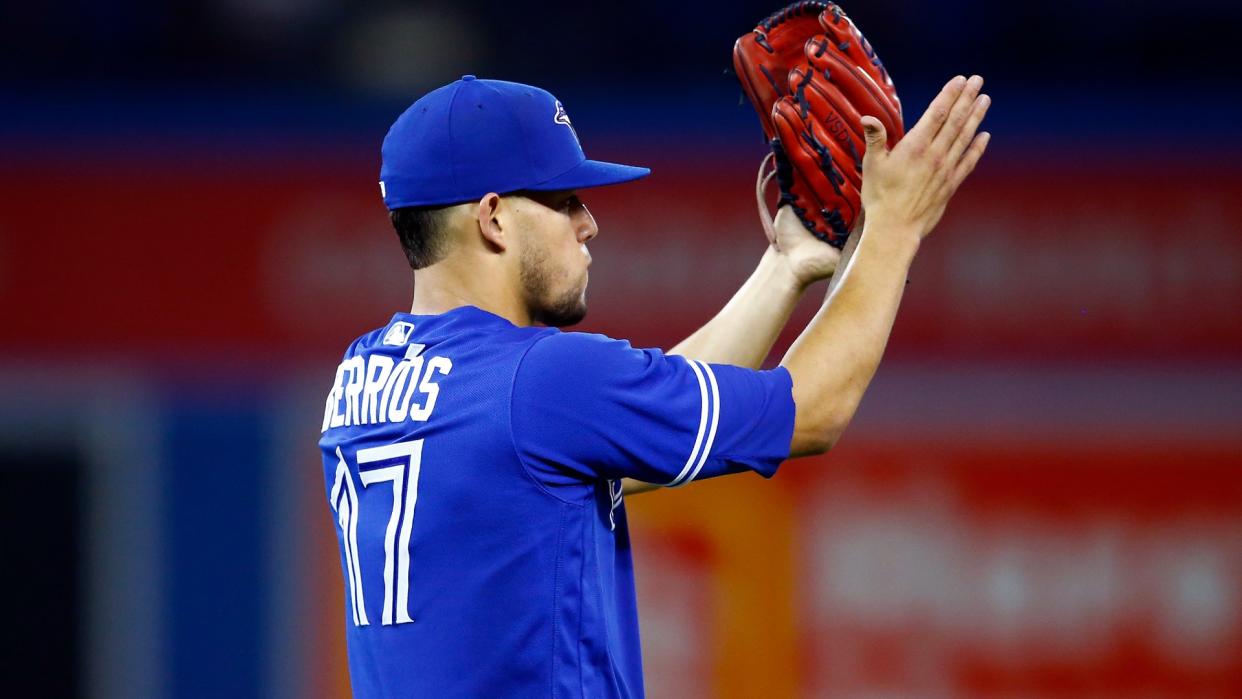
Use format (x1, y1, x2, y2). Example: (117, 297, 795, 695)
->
(409, 257, 533, 326)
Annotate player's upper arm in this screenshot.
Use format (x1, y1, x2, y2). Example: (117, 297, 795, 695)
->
(510, 332, 795, 488)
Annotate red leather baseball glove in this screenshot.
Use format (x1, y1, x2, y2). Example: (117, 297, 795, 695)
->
(734, 2, 904, 248)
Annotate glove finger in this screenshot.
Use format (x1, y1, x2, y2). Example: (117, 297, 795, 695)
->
(772, 99, 830, 232)
(805, 36, 904, 142)
(802, 112, 863, 193)
(733, 3, 831, 140)
(734, 37, 784, 140)
(772, 97, 860, 246)
(817, 4, 903, 123)
(774, 96, 862, 233)
(789, 65, 867, 183)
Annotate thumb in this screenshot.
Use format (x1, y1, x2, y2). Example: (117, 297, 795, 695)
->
(861, 115, 888, 159)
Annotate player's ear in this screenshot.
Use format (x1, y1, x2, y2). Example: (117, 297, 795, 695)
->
(476, 193, 507, 253)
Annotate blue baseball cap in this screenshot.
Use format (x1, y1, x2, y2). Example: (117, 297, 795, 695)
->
(379, 76, 651, 209)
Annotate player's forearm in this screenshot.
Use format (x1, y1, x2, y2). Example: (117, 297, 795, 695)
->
(668, 246, 806, 369)
(780, 221, 920, 455)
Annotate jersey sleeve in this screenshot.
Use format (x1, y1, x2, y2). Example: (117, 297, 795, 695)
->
(510, 331, 795, 487)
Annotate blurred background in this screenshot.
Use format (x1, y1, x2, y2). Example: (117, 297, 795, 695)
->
(2, 1, 1240, 697)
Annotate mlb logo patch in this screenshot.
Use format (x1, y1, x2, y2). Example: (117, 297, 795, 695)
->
(383, 321, 414, 346)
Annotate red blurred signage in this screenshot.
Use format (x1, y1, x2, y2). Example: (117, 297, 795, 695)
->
(628, 439, 1242, 698)
(1, 152, 1238, 360)
(788, 442, 1242, 698)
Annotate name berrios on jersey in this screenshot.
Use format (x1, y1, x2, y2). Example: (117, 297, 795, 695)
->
(322, 341, 452, 432)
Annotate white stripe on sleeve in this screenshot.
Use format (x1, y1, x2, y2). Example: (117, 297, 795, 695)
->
(667, 358, 711, 487)
(668, 360, 722, 488)
(681, 361, 721, 485)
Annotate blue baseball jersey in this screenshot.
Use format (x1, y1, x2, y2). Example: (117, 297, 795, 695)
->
(318, 305, 795, 698)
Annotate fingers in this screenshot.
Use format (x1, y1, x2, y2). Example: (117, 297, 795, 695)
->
(861, 115, 888, 161)
(951, 131, 991, 188)
(944, 92, 991, 167)
(933, 76, 983, 161)
(931, 75, 983, 153)
(905, 75, 966, 145)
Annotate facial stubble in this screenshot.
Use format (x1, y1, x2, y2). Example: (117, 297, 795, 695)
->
(519, 241, 588, 327)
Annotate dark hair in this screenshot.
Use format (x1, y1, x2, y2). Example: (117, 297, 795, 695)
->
(390, 205, 450, 269)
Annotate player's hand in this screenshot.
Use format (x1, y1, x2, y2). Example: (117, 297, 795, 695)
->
(771, 204, 842, 289)
(860, 74, 991, 242)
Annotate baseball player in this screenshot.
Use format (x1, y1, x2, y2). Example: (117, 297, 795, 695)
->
(318, 72, 989, 697)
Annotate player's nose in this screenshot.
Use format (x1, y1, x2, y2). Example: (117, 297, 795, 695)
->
(576, 204, 599, 244)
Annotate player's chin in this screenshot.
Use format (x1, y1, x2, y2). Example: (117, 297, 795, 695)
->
(537, 290, 588, 328)
(546, 302, 587, 328)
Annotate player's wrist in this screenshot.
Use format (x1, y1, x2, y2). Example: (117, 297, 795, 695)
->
(762, 245, 818, 295)
(858, 216, 922, 261)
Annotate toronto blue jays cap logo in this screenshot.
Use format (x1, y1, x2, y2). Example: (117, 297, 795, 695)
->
(553, 100, 578, 141)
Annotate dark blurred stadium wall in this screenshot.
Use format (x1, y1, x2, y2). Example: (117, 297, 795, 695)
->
(1, 2, 1239, 698)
